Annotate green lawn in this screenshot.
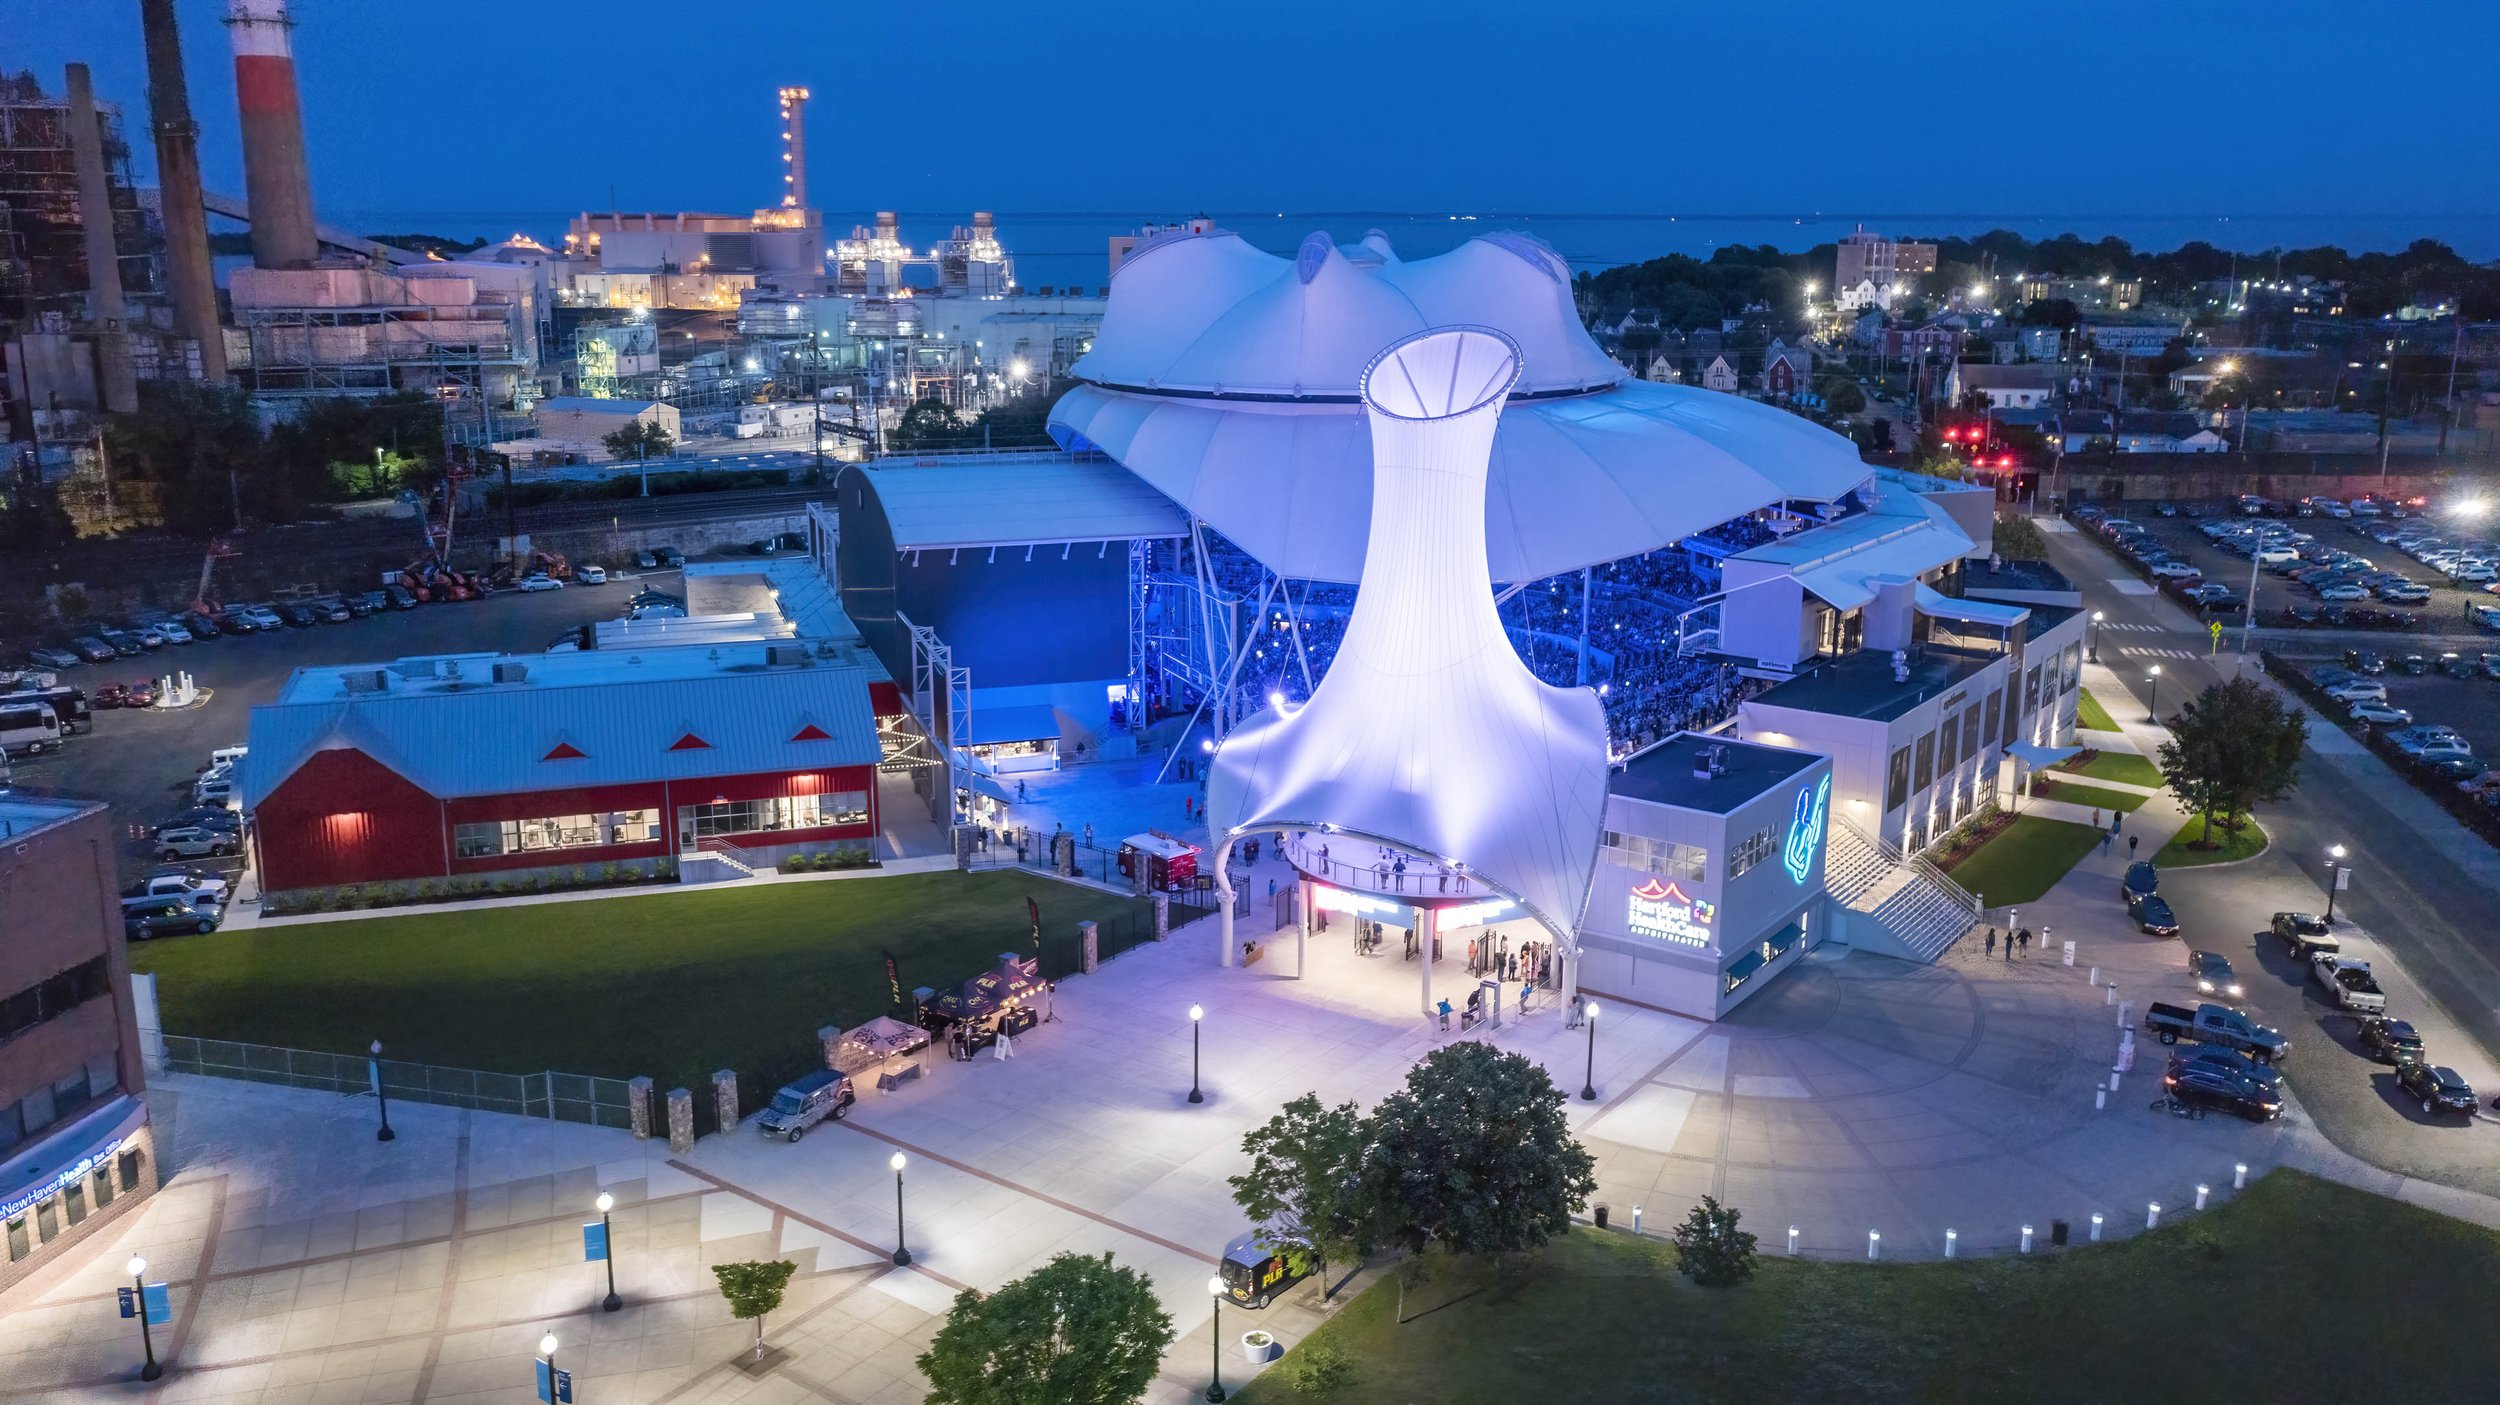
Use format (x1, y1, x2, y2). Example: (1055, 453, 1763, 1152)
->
(2064, 749, 2165, 787)
(132, 872, 1157, 1095)
(1237, 1171, 2500, 1404)
(2075, 686, 2119, 732)
(1941, 815, 2103, 907)
(2156, 812, 2270, 868)
(2031, 778, 2150, 813)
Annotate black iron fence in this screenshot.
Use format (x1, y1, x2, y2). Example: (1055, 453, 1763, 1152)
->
(160, 1035, 644, 1131)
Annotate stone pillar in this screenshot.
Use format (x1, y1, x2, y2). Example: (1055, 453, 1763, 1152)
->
(1417, 907, 1436, 1016)
(665, 1088, 694, 1154)
(1295, 877, 1310, 979)
(818, 1026, 843, 1070)
(1153, 892, 1170, 941)
(1052, 832, 1076, 876)
(1080, 920, 1100, 974)
(628, 1076, 654, 1139)
(712, 1069, 739, 1133)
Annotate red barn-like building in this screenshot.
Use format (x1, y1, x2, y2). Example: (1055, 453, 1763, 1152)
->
(242, 644, 897, 899)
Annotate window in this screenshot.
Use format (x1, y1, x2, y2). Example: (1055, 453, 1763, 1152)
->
(118, 1149, 141, 1194)
(5, 1216, 24, 1262)
(19, 1083, 53, 1138)
(92, 1166, 114, 1210)
(1962, 702, 1983, 758)
(2025, 664, 2042, 712)
(684, 795, 869, 840)
(1938, 715, 1959, 775)
(0, 956, 109, 1043)
(1886, 747, 1911, 811)
(2062, 643, 2082, 692)
(62, 1180, 84, 1227)
(1913, 734, 1935, 794)
(1728, 827, 1777, 880)
(1986, 690, 2005, 748)
(0, 1101, 19, 1158)
(457, 809, 660, 859)
(1601, 832, 1708, 881)
(52, 1070, 91, 1123)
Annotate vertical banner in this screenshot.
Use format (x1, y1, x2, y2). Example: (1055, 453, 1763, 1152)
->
(142, 1283, 171, 1325)
(581, 1221, 608, 1262)
(1027, 896, 1042, 951)
(883, 950, 903, 1010)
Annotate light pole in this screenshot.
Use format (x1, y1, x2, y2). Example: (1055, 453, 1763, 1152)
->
(539, 1333, 559, 1401)
(370, 1039, 394, 1142)
(1187, 1003, 1205, 1104)
(889, 1152, 911, 1265)
(1580, 1001, 1600, 1101)
(2325, 844, 2349, 923)
(1204, 1275, 1229, 1402)
(128, 1254, 161, 1381)
(596, 1191, 621, 1312)
(2145, 665, 2162, 724)
(2087, 609, 2105, 663)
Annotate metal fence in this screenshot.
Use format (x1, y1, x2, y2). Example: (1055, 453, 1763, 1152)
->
(160, 1036, 643, 1131)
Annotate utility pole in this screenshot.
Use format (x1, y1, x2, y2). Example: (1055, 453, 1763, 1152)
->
(2441, 317, 2462, 457)
(2375, 337, 2395, 485)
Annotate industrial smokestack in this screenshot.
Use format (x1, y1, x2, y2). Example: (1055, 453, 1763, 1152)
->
(225, 0, 318, 269)
(777, 86, 810, 209)
(139, 0, 226, 381)
(64, 63, 139, 413)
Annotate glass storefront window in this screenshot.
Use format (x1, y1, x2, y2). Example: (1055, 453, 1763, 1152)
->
(1599, 832, 1707, 881)
(456, 809, 661, 859)
(684, 795, 869, 840)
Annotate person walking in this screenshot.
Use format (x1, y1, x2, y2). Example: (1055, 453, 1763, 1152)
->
(2100, 827, 2114, 854)
(1436, 997, 1453, 1032)
(1985, 928, 1997, 957)
(2129, 834, 2139, 857)
(2018, 928, 2031, 957)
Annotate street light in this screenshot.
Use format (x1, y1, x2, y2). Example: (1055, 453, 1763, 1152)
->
(2088, 609, 2105, 663)
(539, 1332, 560, 1399)
(2145, 665, 2163, 723)
(1204, 1275, 1229, 1402)
(2325, 844, 2350, 923)
(1580, 1001, 1600, 1101)
(1187, 1004, 1205, 1104)
(889, 1152, 911, 1265)
(370, 1039, 394, 1142)
(595, 1191, 621, 1312)
(128, 1254, 161, 1381)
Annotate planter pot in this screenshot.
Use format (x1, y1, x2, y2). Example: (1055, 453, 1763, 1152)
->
(1241, 1331, 1275, 1364)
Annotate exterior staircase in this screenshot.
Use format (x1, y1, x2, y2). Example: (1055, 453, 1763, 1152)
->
(1823, 818, 1981, 963)
(679, 840, 758, 885)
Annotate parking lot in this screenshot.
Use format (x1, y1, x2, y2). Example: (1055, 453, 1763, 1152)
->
(2077, 504, 2499, 635)
(3, 576, 655, 888)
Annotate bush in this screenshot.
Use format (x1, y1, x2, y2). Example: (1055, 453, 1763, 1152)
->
(779, 854, 817, 874)
(1282, 1336, 1354, 1397)
(1671, 1196, 1759, 1288)
(829, 846, 874, 869)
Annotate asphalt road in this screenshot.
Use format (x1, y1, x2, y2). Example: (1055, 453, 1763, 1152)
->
(2048, 519, 2500, 1194)
(2, 580, 649, 889)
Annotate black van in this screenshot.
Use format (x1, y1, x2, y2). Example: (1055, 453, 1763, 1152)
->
(1218, 1231, 1309, 1309)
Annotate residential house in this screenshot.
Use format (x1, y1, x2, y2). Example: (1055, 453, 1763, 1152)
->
(1762, 341, 1811, 398)
(1881, 323, 1961, 365)
(1950, 363, 2058, 411)
(1702, 355, 1740, 394)
(2114, 410, 2213, 454)
(2018, 325, 2064, 361)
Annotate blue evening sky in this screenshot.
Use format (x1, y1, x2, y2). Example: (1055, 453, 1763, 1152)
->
(10, 0, 2499, 226)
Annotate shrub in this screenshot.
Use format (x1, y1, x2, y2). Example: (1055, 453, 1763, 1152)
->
(829, 846, 873, 869)
(598, 863, 621, 884)
(1282, 1337, 1354, 1397)
(571, 866, 590, 886)
(1671, 1196, 1759, 1287)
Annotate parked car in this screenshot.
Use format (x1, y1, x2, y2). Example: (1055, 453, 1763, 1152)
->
(2349, 700, 2414, 726)
(121, 679, 157, 708)
(2272, 911, 2338, 958)
(156, 826, 239, 860)
(2344, 649, 2388, 674)
(2323, 680, 2388, 703)
(2309, 953, 2387, 1014)
(122, 895, 219, 939)
(2144, 1001, 2288, 1062)
(2123, 861, 2159, 899)
(634, 549, 660, 570)
(313, 596, 353, 622)
(158, 619, 194, 644)
(2162, 1063, 2284, 1122)
(242, 604, 283, 630)
(2148, 560, 2201, 580)
(184, 609, 222, 639)
(92, 682, 132, 708)
(97, 628, 142, 656)
(130, 870, 230, 905)
(2170, 1045, 2283, 1092)
(2127, 889, 2180, 937)
(2187, 950, 2242, 999)
(26, 646, 79, 670)
(384, 585, 419, 610)
(516, 573, 565, 592)
(576, 564, 608, 585)
(754, 1070, 854, 1141)
(152, 808, 240, 837)
(654, 546, 684, 568)
(2359, 1017, 2427, 1067)
(72, 636, 116, 662)
(216, 608, 257, 634)
(2398, 1063, 2478, 1117)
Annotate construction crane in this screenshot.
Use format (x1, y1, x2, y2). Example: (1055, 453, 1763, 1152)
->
(191, 535, 241, 615)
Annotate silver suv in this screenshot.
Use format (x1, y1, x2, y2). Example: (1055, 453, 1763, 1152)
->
(755, 1071, 854, 1141)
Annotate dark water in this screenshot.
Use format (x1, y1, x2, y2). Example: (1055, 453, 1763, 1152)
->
(289, 209, 2500, 294)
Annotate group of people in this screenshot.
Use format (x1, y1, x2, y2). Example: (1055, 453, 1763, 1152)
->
(1981, 927, 2040, 959)
(1465, 931, 1552, 987)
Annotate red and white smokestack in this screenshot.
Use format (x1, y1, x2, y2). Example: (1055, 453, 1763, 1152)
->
(778, 86, 810, 209)
(226, 0, 319, 269)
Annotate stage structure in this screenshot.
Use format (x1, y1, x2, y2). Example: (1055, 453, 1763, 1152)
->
(1205, 328, 1612, 1011)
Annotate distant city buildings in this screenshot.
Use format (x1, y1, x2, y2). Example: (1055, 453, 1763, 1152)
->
(1835, 226, 1938, 311)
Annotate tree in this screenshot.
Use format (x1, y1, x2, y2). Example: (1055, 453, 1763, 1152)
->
(1357, 1041, 1596, 1321)
(889, 396, 966, 452)
(1815, 376, 1867, 415)
(1229, 1093, 1368, 1302)
(2156, 679, 2308, 847)
(1670, 1196, 1758, 1287)
(917, 1252, 1174, 1405)
(712, 1259, 797, 1360)
(601, 419, 675, 464)
(1992, 514, 2049, 561)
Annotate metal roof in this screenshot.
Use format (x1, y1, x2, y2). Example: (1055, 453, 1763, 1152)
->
(245, 658, 883, 807)
(853, 454, 1188, 551)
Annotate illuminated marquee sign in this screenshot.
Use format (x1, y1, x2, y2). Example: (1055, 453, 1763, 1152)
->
(1311, 885, 1399, 917)
(1626, 878, 1713, 948)
(1783, 775, 1830, 885)
(0, 1135, 123, 1224)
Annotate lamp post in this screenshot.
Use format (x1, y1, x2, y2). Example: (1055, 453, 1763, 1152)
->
(539, 1333, 559, 1400)
(370, 1039, 394, 1142)
(1187, 1003, 1205, 1104)
(1204, 1275, 1229, 1402)
(888, 1152, 912, 1265)
(2145, 665, 2162, 723)
(128, 1254, 161, 1381)
(2088, 609, 2104, 663)
(596, 1191, 621, 1312)
(1580, 1001, 1600, 1101)
(2325, 844, 2349, 923)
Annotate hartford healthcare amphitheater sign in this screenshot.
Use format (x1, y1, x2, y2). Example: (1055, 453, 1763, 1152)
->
(1626, 878, 1713, 948)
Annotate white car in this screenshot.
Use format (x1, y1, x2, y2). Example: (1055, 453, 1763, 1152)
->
(2349, 700, 2413, 726)
(2315, 584, 2369, 601)
(159, 620, 193, 644)
(2323, 680, 2387, 703)
(2458, 565, 2498, 583)
(2148, 561, 2202, 580)
(156, 826, 238, 860)
(137, 871, 230, 905)
(2254, 547, 2302, 564)
(2408, 738, 2475, 761)
(575, 565, 608, 585)
(517, 573, 565, 592)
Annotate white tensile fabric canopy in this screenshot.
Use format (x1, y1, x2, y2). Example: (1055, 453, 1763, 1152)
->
(1050, 229, 1871, 584)
(1205, 327, 1612, 945)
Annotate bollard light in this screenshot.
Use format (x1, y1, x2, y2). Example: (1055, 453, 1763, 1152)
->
(2109, 1072, 2121, 1093)
(2020, 1224, 2034, 1254)
(2095, 1087, 2106, 1110)
(2195, 1184, 2210, 1211)
(1867, 1230, 1880, 1260)
(2106, 982, 2117, 1006)
(2234, 1163, 2248, 1190)
(1944, 1229, 1957, 1258)
(2147, 1202, 2161, 1230)
(1787, 1226, 1799, 1256)
(1632, 1205, 1643, 1237)
(2088, 965, 2098, 986)
(2090, 1213, 2104, 1241)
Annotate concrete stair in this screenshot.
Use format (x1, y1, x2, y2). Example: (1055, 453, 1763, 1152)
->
(1824, 819, 1979, 963)
(679, 844, 757, 885)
